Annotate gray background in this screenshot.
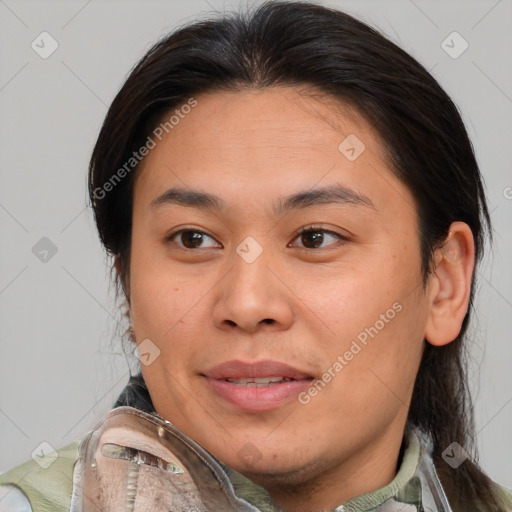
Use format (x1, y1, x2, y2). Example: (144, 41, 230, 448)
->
(0, 0, 511, 487)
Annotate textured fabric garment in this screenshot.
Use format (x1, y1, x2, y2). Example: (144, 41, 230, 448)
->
(1, 374, 511, 512)
(0, 440, 80, 512)
(0, 407, 441, 512)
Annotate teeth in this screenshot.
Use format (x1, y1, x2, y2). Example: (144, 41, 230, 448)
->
(226, 377, 293, 386)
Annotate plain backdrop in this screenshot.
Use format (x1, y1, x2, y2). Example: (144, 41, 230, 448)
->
(0, 0, 511, 487)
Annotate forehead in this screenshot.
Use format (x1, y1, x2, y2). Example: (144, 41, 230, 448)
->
(133, 86, 415, 220)
(145, 86, 382, 157)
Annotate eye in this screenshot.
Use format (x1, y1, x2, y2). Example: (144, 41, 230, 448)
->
(166, 229, 221, 250)
(290, 226, 347, 249)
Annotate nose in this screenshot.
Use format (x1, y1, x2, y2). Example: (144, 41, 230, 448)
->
(211, 243, 294, 335)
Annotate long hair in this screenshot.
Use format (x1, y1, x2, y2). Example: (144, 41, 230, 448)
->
(88, 2, 504, 509)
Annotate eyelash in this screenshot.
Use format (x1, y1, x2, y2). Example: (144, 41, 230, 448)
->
(165, 225, 347, 250)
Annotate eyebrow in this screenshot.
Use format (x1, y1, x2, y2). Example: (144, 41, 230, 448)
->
(275, 184, 375, 215)
(150, 184, 375, 214)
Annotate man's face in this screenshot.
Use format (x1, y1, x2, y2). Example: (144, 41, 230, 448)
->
(127, 87, 430, 501)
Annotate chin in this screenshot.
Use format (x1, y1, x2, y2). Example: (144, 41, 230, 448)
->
(223, 442, 317, 475)
(237, 455, 327, 489)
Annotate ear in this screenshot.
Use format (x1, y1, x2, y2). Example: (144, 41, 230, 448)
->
(424, 222, 475, 347)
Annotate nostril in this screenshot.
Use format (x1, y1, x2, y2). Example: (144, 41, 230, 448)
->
(262, 318, 275, 324)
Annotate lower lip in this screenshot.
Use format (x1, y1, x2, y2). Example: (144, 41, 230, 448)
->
(204, 377, 313, 412)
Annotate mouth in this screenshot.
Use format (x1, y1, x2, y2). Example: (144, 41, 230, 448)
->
(202, 360, 315, 412)
(223, 377, 296, 386)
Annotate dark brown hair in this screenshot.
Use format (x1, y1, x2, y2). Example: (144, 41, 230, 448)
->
(88, 2, 505, 510)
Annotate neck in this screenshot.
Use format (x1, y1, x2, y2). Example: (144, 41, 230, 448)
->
(243, 422, 406, 512)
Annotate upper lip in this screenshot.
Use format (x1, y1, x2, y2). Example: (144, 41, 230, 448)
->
(203, 360, 314, 380)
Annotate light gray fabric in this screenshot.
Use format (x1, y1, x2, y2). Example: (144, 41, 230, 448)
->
(0, 484, 33, 512)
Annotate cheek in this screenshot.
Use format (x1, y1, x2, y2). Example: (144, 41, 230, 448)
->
(297, 246, 427, 397)
(332, 289, 427, 413)
(287, 252, 416, 346)
(128, 244, 198, 342)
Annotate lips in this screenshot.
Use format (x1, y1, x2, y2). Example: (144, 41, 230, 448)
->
(202, 360, 314, 412)
(204, 360, 313, 380)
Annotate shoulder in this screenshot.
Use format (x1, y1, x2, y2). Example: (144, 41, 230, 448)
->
(0, 441, 80, 512)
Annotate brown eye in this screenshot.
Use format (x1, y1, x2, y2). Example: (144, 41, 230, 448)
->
(301, 230, 325, 248)
(168, 230, 220, 249)
(291, 228, 345, 249)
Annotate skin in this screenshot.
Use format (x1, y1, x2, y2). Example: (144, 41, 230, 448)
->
(121, 86, 475, 511)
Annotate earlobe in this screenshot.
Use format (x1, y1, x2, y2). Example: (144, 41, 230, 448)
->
(424, 222, 475, 347)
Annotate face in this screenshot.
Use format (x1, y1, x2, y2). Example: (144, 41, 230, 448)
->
(127, 86, 431, 505)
